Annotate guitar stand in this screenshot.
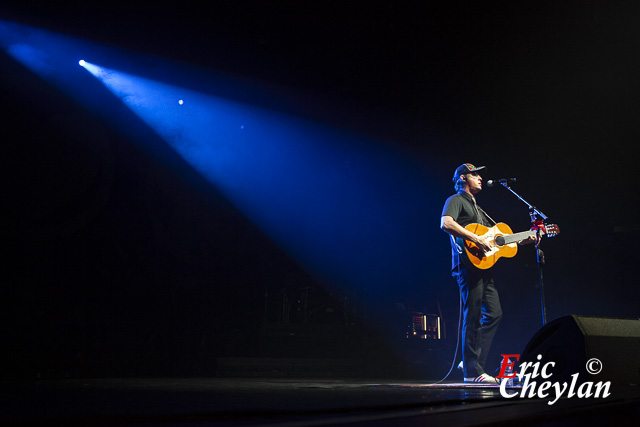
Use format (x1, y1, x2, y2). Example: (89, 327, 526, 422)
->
(500, 182, 552, 326)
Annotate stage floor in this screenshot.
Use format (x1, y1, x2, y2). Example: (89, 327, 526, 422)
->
(3, 377, 639, 426)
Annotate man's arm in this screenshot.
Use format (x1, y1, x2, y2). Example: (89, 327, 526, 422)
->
(440, 215, 492, 253)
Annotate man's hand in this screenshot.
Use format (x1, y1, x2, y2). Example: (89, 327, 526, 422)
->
(518, 235, 538, 246)
(441, 215, 495, 254)
(473, 234, 493, 253)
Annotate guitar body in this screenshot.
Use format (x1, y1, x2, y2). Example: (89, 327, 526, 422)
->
(463, 223, 518, 269)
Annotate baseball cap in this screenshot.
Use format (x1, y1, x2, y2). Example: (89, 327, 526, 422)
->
(452, 163, 486, 181)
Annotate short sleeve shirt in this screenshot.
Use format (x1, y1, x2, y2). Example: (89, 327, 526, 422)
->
(441, 192, 494, 271)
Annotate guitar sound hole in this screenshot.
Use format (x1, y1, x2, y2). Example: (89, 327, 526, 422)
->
(495, 235, 505, 246)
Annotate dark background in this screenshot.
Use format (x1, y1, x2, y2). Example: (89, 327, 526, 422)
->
(1, 1, 639, 378)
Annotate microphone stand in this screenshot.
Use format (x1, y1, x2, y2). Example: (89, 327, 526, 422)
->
(498, 181, 549, 326)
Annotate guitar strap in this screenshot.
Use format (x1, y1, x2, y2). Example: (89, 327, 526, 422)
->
(471, 195, 497, 226)
(477, 206, 497, 226)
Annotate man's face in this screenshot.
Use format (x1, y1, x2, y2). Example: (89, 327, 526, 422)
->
(465, 172, 483, 194)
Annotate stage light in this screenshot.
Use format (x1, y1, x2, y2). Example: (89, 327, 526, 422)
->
(77, 64, 433, 294)
(0, 17, 443, 358)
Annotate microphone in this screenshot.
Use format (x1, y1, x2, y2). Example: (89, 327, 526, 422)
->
(486, 178, 516, 187)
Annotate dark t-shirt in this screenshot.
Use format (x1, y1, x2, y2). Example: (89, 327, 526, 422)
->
(441, 192, 494, 271)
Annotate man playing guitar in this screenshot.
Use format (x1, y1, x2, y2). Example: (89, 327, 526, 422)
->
(440, 163, 535, 384)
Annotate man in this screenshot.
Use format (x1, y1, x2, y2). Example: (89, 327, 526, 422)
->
(440, 163, 513, 384)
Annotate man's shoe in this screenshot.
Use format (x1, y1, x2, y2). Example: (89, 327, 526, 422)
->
(464, 373, 500, 384)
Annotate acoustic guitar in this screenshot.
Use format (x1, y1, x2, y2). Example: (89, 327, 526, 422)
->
(463, 222, 560, 269)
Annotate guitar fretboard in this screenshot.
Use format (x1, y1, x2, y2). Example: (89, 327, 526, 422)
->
(499, 230, 537, 246)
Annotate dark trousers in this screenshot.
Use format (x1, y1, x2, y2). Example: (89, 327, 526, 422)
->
(454, 267, 502, 377)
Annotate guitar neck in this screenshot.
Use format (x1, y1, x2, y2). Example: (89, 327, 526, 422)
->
(500, 229, 537, 245)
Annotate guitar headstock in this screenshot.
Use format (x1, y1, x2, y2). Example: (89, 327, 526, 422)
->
(543, 224, 560, 237)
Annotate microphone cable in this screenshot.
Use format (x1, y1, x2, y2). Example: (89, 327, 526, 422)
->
(431, 288, 463, 385)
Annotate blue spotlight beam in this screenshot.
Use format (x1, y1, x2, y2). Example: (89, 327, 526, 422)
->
(0, 19, 440, 295)
(80, 63, 433, 291)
